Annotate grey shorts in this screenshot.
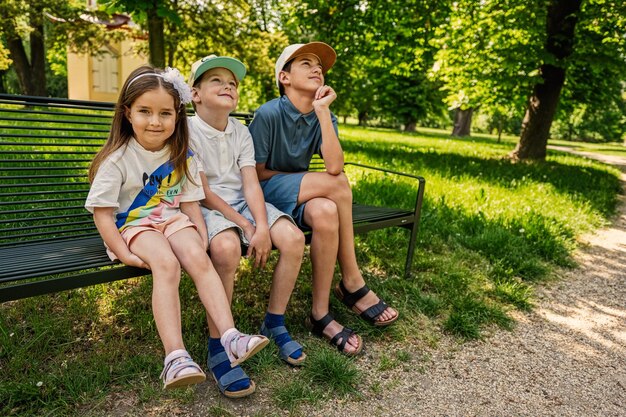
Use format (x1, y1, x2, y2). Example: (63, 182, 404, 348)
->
(202, 200, 295, 244)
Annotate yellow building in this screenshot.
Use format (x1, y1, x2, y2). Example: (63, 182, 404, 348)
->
(66, 12, 148, 102)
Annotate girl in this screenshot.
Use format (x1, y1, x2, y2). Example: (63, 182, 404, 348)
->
(85, 65, 268, 390)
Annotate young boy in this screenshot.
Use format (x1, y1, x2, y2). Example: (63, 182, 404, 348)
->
(248, 42, 399, 356)
(188, 55, 306, 398)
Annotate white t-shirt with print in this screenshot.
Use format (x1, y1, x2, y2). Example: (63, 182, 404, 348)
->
(85, 137, 205, 232)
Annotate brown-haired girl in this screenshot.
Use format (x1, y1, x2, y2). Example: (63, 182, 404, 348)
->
(86, 65, 268, 390)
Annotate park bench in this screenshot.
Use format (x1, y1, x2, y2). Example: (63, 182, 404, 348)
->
(0, 93, 425, 303)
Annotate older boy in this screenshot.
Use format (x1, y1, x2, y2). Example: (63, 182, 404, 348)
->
(249, 42, 399, 356)
(188, 55, 306, 398)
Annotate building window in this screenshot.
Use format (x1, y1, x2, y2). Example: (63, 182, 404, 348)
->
(92, 47, 119, 94)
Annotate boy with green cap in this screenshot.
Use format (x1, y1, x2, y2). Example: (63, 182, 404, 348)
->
(248, 42, 399, 356)
(188, 55, 306, 398)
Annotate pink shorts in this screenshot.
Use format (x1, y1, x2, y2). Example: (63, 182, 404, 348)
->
(106, 213, 197, 261)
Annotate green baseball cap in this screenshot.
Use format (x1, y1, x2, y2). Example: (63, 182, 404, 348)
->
(188, 55, 247, 87)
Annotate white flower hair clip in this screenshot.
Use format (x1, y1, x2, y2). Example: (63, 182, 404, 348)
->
(127, 67, 193, 105)
(161, 67, 193, 105)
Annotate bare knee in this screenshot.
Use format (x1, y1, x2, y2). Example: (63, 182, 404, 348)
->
(209, 230, 242, 269)
(306, 199, 339, 233)
(150, 252, 181, 284)
(328, 172, 352, 204)
(273, 222, 305, 258)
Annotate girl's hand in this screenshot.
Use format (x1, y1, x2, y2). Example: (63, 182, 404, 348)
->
(120, 253, 150, 270)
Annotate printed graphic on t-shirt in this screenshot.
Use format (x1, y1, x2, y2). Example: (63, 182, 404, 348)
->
(115, 153, 192, 231)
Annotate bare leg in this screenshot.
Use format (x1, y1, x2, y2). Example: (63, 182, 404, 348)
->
(167, 227, 236, 335)
(299, 172, 397, 323)
(206, 229, 241, 338)
(267, 218, 305, 314)
(129, 231, 185, 355)
(303, 198, 360, 354)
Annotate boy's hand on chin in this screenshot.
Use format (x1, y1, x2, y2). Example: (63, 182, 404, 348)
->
(313, 85, 336, 111)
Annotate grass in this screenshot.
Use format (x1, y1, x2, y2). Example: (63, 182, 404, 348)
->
(0, 120, 623, 416)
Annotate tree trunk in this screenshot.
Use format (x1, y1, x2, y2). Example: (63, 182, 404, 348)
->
(452, 107, 473, 136)
(5, 8, 47, 97)
(29, 22, 47, 96)
(7, 38, 35, 95)
(404, 121, 416, 132)
(0, 70, 6, 94)
(147, 6, 166, 68)
(510, 0, 582, 161)
(358, 110, 368, 126)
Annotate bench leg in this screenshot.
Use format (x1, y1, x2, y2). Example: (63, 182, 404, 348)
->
(404, 222, 419, 278)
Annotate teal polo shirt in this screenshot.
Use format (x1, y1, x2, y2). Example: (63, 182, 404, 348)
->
(249, 95, 338, 172)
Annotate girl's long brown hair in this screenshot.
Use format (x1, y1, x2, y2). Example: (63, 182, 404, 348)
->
(88, 65, 192, 184)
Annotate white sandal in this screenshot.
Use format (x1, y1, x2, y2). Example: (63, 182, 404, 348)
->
(160, 349, 206, 389)
(221, 328, 269, 367)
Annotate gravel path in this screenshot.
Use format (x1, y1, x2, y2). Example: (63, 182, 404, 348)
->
(98, 147, 626, 416)
(296, 147, 626, 416)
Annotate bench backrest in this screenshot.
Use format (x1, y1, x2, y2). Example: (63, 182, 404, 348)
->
(0, 94, 253, 248)
(0, 95, 114, 247)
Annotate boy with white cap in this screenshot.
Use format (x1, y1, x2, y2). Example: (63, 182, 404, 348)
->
(188, 55, 306, 398)
(248, 42, 399, 357)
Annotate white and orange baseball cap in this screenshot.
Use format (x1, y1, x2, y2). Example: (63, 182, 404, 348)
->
(274, 42, 337, 89)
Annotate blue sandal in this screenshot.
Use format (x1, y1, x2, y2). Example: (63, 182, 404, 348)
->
(260, 323, 306, 366)
(209, 351, 256, 398)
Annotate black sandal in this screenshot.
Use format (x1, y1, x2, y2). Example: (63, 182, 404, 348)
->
(307, 313, 363, 356)
(334, 280, 399, 326)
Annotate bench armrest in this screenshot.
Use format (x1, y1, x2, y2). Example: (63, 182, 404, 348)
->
(343, 161, 426, 216)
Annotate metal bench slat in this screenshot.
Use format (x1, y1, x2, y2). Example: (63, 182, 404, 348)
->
(0, 107, 112, 118)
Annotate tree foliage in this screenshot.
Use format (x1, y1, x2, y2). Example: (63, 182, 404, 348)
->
(1, 0, 624, 144)
(283, 1, 450, 129)
(432, 0, 626, 155)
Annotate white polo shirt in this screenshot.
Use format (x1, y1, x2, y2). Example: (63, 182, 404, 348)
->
(188, 115, 256, 205)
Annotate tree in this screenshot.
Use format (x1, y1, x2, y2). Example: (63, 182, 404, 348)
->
(510, 0, 582, 160)
(0, 0, 50, 96)
(0, 0, 129, 96)
(433, 0, 625, 154)
(103, 0, 181, 68)
(432, 1, 544, 138)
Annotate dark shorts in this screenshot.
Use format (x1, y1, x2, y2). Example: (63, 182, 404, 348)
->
(260, 173, 309, 229)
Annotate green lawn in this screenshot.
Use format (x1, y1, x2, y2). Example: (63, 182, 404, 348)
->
(0, 124, 622, 416)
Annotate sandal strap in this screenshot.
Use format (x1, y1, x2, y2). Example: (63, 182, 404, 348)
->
(309, 313, 357, 354)
(209, 351, 249, 393)
(223, 329, 264, 363)
(308, 313, 335, 337)
(160, 352, 203, 382)
(338, 280, 371, 309)
(360, 299, 389, 323)
(278, 340, 304, 360)
(329, 327, 355, 352)
(260, 324, 303, 361)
